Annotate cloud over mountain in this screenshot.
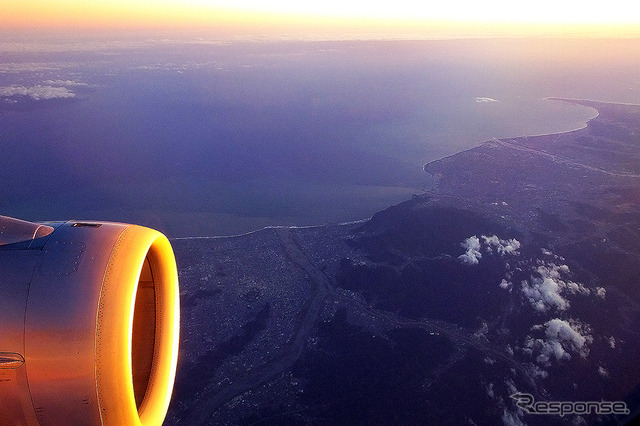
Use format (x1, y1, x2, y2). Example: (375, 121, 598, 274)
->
(459, 236, 482, 265)
(481, 235, 521, 255)
(521, 263, 596, 312)
(458, 234, 520, 265)
(524, 318, 593, 365)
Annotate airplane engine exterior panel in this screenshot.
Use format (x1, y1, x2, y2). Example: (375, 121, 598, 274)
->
(0, 217, 180, 426)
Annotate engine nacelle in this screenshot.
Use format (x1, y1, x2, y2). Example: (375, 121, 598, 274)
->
(0, 216, 180, 425)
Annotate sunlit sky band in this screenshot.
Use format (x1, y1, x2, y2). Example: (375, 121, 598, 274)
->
(3, 0, 640, 37)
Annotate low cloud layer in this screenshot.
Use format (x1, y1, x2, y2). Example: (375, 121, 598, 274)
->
(0, 84, 75, 100)
(476, 97, 499, 103)
(42, 79, 89, 87)
(0, 62, 64, 73)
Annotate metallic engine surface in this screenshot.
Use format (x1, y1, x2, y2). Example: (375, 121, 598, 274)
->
(0, 217, 180, 426)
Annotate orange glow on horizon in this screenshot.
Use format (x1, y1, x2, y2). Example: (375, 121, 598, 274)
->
(2, 0, 640, 37)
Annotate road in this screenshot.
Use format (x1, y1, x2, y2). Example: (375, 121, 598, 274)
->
(499, 139, 640, 178)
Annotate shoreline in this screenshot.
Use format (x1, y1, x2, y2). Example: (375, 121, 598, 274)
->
(424, 97, 604, 174)
(174, 97, 615, 240)
(170, 218, 370, 241)
(546, 96, 640, 107)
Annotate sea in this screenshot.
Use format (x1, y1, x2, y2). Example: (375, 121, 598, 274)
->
(1, 36, 639, 236)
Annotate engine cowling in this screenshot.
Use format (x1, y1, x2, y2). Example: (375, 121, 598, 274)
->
(0, 216, 180, 425)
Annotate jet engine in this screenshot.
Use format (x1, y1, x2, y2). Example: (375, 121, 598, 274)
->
(0, 216, 180, 425)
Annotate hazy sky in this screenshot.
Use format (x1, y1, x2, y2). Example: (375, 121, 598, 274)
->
(4, 0, 640, 37)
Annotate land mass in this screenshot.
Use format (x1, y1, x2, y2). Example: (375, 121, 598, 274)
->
(166, 99, 640, 425)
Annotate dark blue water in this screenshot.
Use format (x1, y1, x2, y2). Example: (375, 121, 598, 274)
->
(1, 38, 638, 236)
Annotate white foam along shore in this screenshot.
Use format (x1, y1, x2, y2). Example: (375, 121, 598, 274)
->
(170, 218, 371, 241)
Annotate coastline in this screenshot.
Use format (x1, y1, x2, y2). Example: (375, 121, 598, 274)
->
(170, 94, 640, 425)
(175, 98, 613, 240)
(419, 97, 640, 243)
(425, 97, 602, 176)
(170, 218, 370, 241)
(546, 96, 640, 107)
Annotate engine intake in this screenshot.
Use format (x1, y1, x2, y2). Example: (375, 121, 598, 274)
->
(0, 216, 180, 426)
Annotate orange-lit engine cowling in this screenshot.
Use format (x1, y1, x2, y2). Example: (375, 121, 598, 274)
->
(0, 217, 180, 426)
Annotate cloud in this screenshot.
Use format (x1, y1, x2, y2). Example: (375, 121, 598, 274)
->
(497, 247, 605, 313)
(0, 62, 64, 73)
(485, 382, 495, 399)
(458, 236, 482, 265)
(42, 79, 89, 87)
(474, 320, 489, 340)
(0, 85, 75, 100)
(505, 344, 514, 356)
(0, 40, 152, 53)
(458, 234, 520, 265)
(476, 97, 499, 103)
(482, 235, 521, 256)
(520, 263, 591, 312)
(527, 363, 549, 379)
(524, 318, 592, 366)
(598, 366, 610, 378)
(499, 279, 513, 291)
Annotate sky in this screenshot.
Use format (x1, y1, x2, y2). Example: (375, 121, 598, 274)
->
(3, 0, 640, 38)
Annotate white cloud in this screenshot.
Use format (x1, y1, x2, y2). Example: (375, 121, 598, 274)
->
(0, 62, 64, 73)
(0, 85, 75, 100)
(527, 363, 549, 379)
(522, 274, 568, 312)
(499, 279, 513, 291)
(0, 40, 152, 53)
(486, 382, 495, 398)
(505, 344, 514, 355)
(475, 321, 489, 340)
(520, 263, 591, 312)
(482, 235, 521, 256)
(525, 318, 592, 366)
(42, 79, 89, 87)
(476, 97, 499, 103)
(458, 236, 482, 265)
(598, 366, 610, 378)
(458, 234, 520, 265)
